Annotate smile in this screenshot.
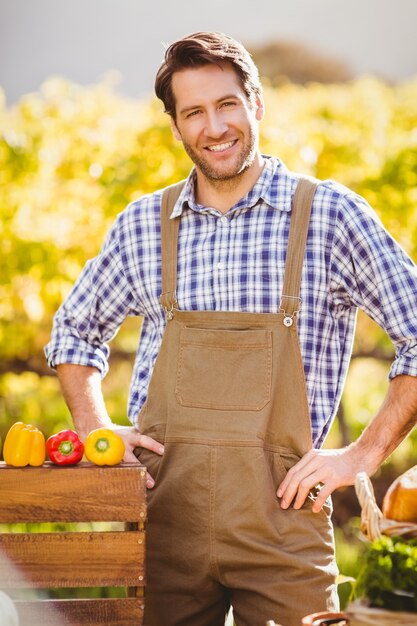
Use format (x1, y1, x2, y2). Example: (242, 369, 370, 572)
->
(206, 140, 236, 152)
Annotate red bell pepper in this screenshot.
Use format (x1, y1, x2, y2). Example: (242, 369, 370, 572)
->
(46, 429, 84, 465)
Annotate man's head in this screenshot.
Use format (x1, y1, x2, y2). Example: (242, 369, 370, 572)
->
(155, 32, 262, 120)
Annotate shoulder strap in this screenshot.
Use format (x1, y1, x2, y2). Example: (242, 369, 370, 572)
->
(159, 180, 186, 312)
(280, 177, 318, 318)
(159, 176, 318, 317)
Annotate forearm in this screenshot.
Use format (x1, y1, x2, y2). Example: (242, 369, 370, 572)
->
(55, 363, 164, 483)
(347, 373, 417, 473)
(278, 373, 417, 512)
(56, 363, 113, 440)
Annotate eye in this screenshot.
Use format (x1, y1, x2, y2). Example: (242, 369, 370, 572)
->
(186, 109, 202, 118)
(220, 100, 237, 109)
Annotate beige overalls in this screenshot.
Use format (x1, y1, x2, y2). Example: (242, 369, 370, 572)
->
(136, 178, 339, 626)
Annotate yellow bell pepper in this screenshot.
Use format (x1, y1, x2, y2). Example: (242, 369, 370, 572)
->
(84, 428, 125, 466)
(3, 422, 46, 467)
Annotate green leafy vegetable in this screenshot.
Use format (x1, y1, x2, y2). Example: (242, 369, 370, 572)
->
(352, 536, 417, 612)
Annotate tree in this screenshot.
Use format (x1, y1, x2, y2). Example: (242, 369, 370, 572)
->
(249, 40, 352, 86)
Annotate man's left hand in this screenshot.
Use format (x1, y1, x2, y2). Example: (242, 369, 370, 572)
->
(276, 447, 364, 513)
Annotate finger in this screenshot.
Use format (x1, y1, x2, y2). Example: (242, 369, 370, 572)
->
(278, 459, 326, 509)
(123, 447, 156, 488)
(107, 426, 164, 455)
(278, 474, 308, 510)
(311, 483, 333, 513)
(277, 469, 298, 500)
(277, 450, 318, 497)
(277, 463, 315, 506)
(277, 481, 295, 509)
(135, 433, 164, 455)
(292, 471, 324, 509)
(277, 465, 301, 506)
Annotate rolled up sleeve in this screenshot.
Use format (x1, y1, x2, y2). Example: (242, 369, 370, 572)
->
(44, 217, 137, 377)
(330, 192, 417, 380)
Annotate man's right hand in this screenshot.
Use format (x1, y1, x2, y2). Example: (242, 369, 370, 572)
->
(55, 364, 164, 489)
(106, 424, 164, 488)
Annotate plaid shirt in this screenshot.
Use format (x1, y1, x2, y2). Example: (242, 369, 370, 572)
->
(45, 157, 417, 446)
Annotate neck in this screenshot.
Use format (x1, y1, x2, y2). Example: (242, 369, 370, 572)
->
(195, 154, 265, 214)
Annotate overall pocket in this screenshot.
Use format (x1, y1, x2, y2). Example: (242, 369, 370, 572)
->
(133, 423, 166, 485)
(175, 327, 272, 411)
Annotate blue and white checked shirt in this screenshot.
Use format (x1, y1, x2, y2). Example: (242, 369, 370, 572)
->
(45, 157, 417, 446)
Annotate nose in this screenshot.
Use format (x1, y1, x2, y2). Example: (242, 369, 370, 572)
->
(204, 111, 228, 138)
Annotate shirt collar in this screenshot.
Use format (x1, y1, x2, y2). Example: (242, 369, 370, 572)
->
(169, 156, 294, 218)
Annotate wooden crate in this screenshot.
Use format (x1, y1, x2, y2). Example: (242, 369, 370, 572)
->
(0, 462, 147, 626)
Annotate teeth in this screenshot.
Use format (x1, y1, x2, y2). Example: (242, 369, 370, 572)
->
(207, 141, 235, 152)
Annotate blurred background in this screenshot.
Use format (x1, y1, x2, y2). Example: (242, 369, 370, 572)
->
(1, 0, 417, 609)
(2, 0, 417, 103)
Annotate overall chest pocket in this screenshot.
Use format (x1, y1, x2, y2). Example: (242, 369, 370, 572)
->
(175, 327, 272, 411)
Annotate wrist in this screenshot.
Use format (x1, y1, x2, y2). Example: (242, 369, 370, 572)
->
(345, 441, 382, 477)
(73, 414, 113, 441)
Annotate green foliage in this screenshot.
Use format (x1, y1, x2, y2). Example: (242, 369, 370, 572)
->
(352, 535, 417, 612)
(0, 78, 189, 376)
(261, 78, 417, 257)
(333, 522, 363, 609)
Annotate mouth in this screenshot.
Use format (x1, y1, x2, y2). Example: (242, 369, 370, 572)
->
(205, 140, 237, 153)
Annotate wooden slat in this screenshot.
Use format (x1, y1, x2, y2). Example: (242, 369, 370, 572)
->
(15, 597, 145, 626)
(0, 531, 145, 588)
(0, 462, 147, 523)
(0, 464, 146, 624)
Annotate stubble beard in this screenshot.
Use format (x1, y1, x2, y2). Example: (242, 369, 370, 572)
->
(182, 127, 258, 186)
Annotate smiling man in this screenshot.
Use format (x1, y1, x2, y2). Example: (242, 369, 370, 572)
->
(45, 32, 417, 626)
(170, 62, 263, 195)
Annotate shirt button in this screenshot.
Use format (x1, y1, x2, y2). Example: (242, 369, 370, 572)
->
(217, 262, 225, 270)
(220, 216, 228, 224)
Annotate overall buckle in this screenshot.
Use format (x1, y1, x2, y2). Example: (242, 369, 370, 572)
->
(279, 295, 302, 327)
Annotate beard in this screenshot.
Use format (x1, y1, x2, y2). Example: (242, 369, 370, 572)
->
(180, 127, 259, 182)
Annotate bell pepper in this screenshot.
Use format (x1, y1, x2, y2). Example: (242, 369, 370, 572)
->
(84, 427, 125, 466)
(46, 429, 84, 465)
(3, 422, 46, 467)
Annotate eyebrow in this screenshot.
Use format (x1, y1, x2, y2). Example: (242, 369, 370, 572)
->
(178, 94, 242, 116)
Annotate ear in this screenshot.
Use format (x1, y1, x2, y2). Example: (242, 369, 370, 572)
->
(255, 94, 264, 121)
(170, 117, 182, 142)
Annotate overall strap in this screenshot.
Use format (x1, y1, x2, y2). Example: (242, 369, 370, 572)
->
(280, 177, 318, 320)
(159, 180, 186, 314)
(159, 176, 318, 319)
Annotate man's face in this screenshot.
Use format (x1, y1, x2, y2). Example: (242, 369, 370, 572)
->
(170, 63, 263, 182)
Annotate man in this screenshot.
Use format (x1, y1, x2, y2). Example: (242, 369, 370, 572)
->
(45, 32, 417, 626)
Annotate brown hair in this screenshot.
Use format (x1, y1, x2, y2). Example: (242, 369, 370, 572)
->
(155, 32, 262, 119)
